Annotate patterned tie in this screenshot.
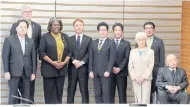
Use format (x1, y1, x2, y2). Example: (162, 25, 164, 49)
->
(171, 70, 176, 81)
(76, 36, 80, 50)
(98, 40, 103, 51)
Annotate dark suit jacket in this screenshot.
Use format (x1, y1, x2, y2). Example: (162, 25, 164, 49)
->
(151, 36, 165, 68)
(112, 39, 131, 76)
(89, 38, 116, 76)
(68, 35, 92, 74)
(10, 21, 41, 50)
(2, 35, 36, 77)
(156, 66, 189, 92)
(39, 32, 71, 77)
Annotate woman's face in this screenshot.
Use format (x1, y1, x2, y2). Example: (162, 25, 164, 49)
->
(137, 39, 146, 48)
(51, 20, 61, 34)
(16, 22, 28, 36)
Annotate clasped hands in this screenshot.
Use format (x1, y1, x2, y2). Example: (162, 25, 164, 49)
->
(72, 60, 84, 69)
(165, 85, 181, 94)
(52, 61, 65, 70)
(135, 76, 145, 85)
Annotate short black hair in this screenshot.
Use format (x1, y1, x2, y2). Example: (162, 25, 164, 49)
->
(97, 22, 109, 31)
(112, 23, 123, 31)
(16, 19, 29, 28)
(143, 22, 155, 29)
(47, 17, 63, 32)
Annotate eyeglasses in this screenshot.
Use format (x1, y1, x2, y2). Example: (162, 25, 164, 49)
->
(144, 27, 154, 30)
(23, 11, 32, 13)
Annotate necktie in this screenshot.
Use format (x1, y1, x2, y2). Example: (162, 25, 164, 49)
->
(76, 36, 80, 50)
(116, 40, 119, 49)
(147, 38, 151, 48)
(171, 70, 176, 81)
(98, 40, 103, 51)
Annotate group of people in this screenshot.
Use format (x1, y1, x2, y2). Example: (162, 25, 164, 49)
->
(2, 5, 189, 104)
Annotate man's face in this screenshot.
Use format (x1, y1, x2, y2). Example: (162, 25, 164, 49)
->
(16, 22, 28, 36)
(74, 21, 84, 34)
(167, 55, 178, 68)
(21, 7, 32, 21)
(99, 26, 108, 38)
(114, 26, 123, 39)
(144, 24, 155, 38)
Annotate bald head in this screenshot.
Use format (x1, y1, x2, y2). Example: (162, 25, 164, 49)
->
(166, 54, 178, 69)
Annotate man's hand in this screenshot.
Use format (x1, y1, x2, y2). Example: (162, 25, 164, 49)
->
(4, 72, 11, 80)
(30, 74, 35, 81)
(104, 71, 110, 77)
(166, 85, 176, 94)
(170, 86, 181, 94)
(89, 71, 94, 79)
(113, 67, 121, 74)
(72, 60, 81, 69)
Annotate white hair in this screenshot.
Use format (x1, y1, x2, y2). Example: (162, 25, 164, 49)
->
(135, 32, 147, 43)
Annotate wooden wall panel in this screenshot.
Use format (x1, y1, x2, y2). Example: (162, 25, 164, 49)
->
(181, 1, 190, 93)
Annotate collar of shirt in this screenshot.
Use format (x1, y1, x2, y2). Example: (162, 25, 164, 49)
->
(147, 35, 154, 40)
(18, 35, 25, 41)
(99, 37, 107, 44)
(169, 67, 176, 72)
(75, 33, 83, 41)
(114, 38, 121, 44)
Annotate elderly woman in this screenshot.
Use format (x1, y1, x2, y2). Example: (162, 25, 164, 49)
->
(128, 32, 154, 104)
(39, 17, 70, 104)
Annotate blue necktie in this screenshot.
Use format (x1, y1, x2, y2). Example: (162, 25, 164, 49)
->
(76, 36, 80, 50)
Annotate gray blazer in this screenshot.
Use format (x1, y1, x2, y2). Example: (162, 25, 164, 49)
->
(156, 66, 189, 92)
(2, 35, 36, 77)
(89, 38, 116, 76)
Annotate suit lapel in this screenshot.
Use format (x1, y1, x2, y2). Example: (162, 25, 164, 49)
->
(94, 39, 99, 52)
(79, 35, 86, 51)
(118, 39, 124, 51)
(166, 67, 175, 84)
(61, 33, 68, 49)
(173, 68, 179, 84)
(14, 35, 24, 55)
(31, 21, 35, 39)
(100, 38, 108, 51)
(151, 36, 157, 49)
(25, 37, 29, 55)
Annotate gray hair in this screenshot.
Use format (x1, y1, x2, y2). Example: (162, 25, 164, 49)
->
(135, 32, 147, 43)
(21, 5, 32, 14)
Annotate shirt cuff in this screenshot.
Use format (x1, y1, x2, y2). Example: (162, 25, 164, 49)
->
(80, 61, 85, 66)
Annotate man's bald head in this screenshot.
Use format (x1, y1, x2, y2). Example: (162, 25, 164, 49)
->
(166, 54, 178, 69)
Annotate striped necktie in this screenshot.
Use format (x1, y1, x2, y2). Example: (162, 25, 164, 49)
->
(98, 40, 103, 51)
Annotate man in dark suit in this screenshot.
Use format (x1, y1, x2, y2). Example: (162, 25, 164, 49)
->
(110, 23, 131, 104)
(10, 5, 41, 103)
(156, 54, 189, 104)
(2, 19, 36, 104)
(143, 22, 165, 102)
(89, 22, 116, 103)
(67, 19, 92, 104)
